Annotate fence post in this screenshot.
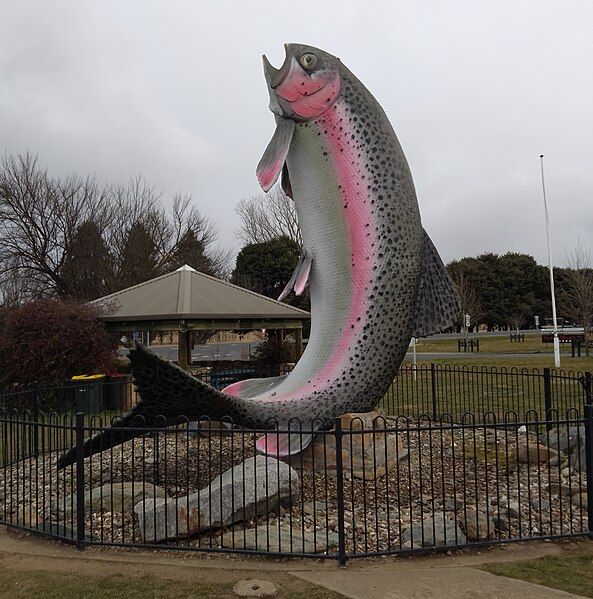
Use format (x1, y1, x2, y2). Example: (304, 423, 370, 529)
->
(584, 372, 592, 405)
(75, 412, 86, 549)
(32, 390, 39, 459)
(333, 417, 347, 567)
(584, 397, 593, 536)
(543, 367, 553, 431)
(430, 363, 438, 421)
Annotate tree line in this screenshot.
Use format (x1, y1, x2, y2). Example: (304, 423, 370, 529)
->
(234, 187, 593, 333)
(0, 153, 228, 305)
(1, 152, 591, 333)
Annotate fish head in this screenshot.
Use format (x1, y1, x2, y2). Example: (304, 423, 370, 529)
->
(263, 44, 342, 121)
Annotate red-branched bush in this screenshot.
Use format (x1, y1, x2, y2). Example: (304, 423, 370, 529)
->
(0, 299, 117, 388)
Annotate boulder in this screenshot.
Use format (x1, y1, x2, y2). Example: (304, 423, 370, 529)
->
(402, 513, 466, 548)
(135, 455, 299, 543)
(302, 500, 328, 516)
(285, 411, 408, 480)
(47, 481, 165, 520)
(500, 500, 520, 519)
(517, 442, 558, 464)
(492, 515, 509, 532)
(543, 426, 583, 456)
(570, 444, 587, 473)
(442, 497, 465, 512)
(464, 439, 517, 473)
(458, 509, 495, 541)
(220, 524, 339, 554)
(531, 498, 551, 512)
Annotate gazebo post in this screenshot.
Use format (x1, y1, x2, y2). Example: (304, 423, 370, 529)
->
(295, 327, 303, 358)
(178, 329, 191, 370)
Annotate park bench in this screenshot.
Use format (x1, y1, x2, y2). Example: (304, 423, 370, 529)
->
(457, 338, 480, 353)
(571, 338, 593, 358)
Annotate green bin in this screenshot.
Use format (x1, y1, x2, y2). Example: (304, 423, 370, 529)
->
(71, 374, 105, 414)
(105, 373, 129, 411)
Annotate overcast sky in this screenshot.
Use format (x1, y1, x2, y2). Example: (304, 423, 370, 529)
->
(1, 1, 591, 266)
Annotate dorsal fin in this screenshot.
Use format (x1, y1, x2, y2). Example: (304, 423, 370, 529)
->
(413, 229, 461, 337)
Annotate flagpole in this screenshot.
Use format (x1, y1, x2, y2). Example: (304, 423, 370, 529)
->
(539, 154, 561, 368)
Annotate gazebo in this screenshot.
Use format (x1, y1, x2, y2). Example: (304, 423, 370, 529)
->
(94, 265, 310, 369)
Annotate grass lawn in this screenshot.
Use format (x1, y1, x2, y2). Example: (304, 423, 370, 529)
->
(390, 347, 591, 418)
(0, 563, 340, 599)
(406, 354, 593, 372)
(483, 553, 593, 598)
(405, 332, 593, 373)
(413, 332, 564, 355)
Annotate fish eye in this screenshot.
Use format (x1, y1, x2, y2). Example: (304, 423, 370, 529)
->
(299, 53, 318, 70)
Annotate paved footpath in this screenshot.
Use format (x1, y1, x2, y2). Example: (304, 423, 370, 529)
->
(0, 527, 588, 598)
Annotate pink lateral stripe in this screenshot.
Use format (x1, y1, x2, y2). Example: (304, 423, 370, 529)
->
(302, 103, 373, 386)
(251, 101, 373, 404)
(272, 102, 373, 399)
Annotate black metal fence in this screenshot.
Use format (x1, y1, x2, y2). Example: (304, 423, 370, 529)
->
(2, 364, 590, 423)
(1, 364, 592, 563)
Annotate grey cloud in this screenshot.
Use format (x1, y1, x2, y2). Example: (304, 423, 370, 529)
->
(1, 0, 591, 265)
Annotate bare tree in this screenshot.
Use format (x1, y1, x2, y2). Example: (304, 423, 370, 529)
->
(236, 188, 301, 246)
(450, 270, 485, 331)
(0, 153, 231, 301)
(0, 259, 28, 308)
(563, 242, 593, 334)
(0, 153, 110, 298)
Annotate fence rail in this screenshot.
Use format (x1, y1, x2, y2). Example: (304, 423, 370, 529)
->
(2, 364, 591, 422)
(1, 364, 592, 563)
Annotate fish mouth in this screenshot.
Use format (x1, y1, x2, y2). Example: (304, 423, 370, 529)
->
(263, 44, 291, 89)
(263, 44, 340, 120)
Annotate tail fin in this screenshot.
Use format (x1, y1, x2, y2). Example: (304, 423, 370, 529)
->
(56, 344, 242, 469)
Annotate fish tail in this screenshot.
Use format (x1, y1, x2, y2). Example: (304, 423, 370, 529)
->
(56, 344, 242, 470)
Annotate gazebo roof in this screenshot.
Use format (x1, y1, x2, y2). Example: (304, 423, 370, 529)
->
(93, 265, 310, 323)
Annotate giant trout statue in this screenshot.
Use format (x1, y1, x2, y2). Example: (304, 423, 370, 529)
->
(57, 44, 460, 469)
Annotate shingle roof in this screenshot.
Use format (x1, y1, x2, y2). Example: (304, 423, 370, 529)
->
(93, 265, 310, 322)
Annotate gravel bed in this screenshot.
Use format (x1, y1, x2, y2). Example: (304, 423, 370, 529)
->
(0, 424, 588, 556)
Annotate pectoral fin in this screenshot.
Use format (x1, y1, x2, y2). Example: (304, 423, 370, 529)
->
(281, 163, 293, 199)
(256, 118, 295, 192)
(413, 229, 461, 337)
(277, 252, 312, 301)
(293, 254, 312, 295)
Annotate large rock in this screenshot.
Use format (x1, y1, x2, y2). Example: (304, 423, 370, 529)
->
(570, 443, 587, 473)
(402, 513, 466, 548)
(285, 411, 408, 480)
(47, 481, 165, 520)
(517, 442, 558, 464)
(221, 524, 339, 554)
(464, 439, 517, 473)
(458, 509, 495, 541)
(135, 455, 299, 543)
(543, 426, 583, 456)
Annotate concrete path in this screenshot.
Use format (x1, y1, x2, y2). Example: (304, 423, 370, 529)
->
(0, 526, 589, 598)
(293, 564, 581, 599)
